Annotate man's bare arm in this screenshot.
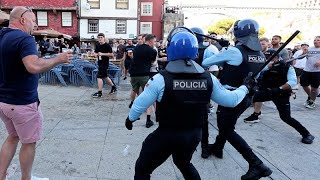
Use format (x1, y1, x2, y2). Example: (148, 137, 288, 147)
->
(22, 53, 72, 74)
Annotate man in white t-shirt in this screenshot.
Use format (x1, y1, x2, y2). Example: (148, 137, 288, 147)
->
(300, 36, 320, 109)
(204, 40, 220, 77)
(292, 43, 309, 89)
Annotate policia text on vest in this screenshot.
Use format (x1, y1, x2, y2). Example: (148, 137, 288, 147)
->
(173, 80, 208, 90)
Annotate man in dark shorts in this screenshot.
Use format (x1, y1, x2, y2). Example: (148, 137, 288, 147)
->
(129, 34, 157, 127)
(124, 39, 135, 80)
(292, 43, 309, 89)
(92, 33, 117, 98)
(300, 36, 320, 108)
(116, 39, 126, 78)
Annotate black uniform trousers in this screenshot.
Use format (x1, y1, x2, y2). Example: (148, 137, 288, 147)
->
(253, 90, 310, 137)
(214, 96, 263, 165)
(134, 127, 202, 180)
(201, 111, 209, 146)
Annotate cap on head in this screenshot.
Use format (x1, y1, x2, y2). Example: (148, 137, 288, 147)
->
(264, 49, 280, 60)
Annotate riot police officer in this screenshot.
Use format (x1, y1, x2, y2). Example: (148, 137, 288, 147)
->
(244, 49, 315, 144)
(191, 27, 209, 66)
(202, 19, 272, 180)
(190, 27, 212, 158)
(125, 27, 256, 180)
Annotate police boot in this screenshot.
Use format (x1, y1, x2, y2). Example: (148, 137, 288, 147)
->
(241, 162, 272, 180)
(201, 144, 211, 159)
(210, 143, 223, 159)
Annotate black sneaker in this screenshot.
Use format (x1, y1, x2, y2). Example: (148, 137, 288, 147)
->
(123, 76, 127, 80)
(244, 112, 261, 123)
(92, 92, 102, 98)
(241, 163, 272, 180)
(146, 120, 154, 128)
(210, 144, 223, 159)
(317, 93, 320, 97)
(201, 145, 211, 159)
(109, 86, 117, 94)
(302, 134, 315, 144)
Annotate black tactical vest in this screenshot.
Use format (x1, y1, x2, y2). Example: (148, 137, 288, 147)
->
(261, 62, 291, 95)
(194, 47, 206, 66)
(219, 45, 265, 88)
(156, 70, 213, 130)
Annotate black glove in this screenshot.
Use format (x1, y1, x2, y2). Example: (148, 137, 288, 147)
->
(125, 117, 133, 130)
(243, 72, 257, 96)
(267, 87, 282, 96)
(217, 38, 230, 47)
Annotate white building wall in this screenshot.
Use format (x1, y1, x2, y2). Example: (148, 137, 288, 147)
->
(80, 19, 138, 39)
(79, 0, 138, 18)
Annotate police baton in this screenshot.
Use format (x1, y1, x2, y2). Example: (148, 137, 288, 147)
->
(285, 54, 308, 64)
(252, 30, 300, 77)
(193, 32, 230, 47)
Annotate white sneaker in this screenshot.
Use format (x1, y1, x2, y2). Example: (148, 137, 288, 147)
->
(305, 100, 316, 109)
(31, 176, 49, 180)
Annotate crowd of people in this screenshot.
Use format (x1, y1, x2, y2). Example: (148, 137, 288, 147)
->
(0, 6, 319, 180)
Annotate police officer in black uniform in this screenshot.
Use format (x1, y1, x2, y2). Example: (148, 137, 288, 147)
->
(202, 19, 272, 180)
(190, 27, 213, 158)
(244, 49, 315, 144)
(125, 27, 256, 180)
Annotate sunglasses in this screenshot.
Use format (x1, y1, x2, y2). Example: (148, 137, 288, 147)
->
(20, 7, 32, 18)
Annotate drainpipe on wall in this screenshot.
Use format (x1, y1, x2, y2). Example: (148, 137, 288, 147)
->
(77, 0, 81, 42)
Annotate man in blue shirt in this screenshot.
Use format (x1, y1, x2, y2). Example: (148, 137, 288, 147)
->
(243, 49, 314, 144)
(124, 27, 256, 180)
(202, 19, 272, 180)
(0, 6, 72, 180)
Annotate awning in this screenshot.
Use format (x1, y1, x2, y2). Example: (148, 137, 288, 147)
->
(0, 11, 10, 24)
(32, 29, 72, 40)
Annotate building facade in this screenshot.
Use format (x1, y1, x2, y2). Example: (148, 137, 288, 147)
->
(0, 0, 78, 37)
(79, 0, 138, 41)
(138, 0, 164, 40)
(295, 0, 320, 8)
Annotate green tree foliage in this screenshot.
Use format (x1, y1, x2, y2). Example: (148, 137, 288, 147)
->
(207, 19, 236, 35)
(282, 33, 303, 42)
(259, 27, 266, 37)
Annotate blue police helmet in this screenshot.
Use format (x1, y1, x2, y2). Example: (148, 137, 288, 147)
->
(233, 19, 259, 38)
(167, 31, 199, 61)
(190, 27, 205, 43)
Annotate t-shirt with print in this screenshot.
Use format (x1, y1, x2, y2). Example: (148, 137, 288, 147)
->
(0, 28, 39, 105)
(95, 43, 112, 66)
(304, 47, 320, 72)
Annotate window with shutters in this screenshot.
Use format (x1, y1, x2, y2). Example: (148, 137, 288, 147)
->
(87, 0, 100, 9)
(62, 12, 72, 27)
(88, 19, 99, 33)
(140, 22, 152, 34)
(37, 11, 48, 26)
(141, 2, 153, 16)
(116, 0, 129, 9)
(116, 20, 127, 34)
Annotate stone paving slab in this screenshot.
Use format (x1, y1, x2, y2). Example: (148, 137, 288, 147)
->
(1, 84, 319, 180)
